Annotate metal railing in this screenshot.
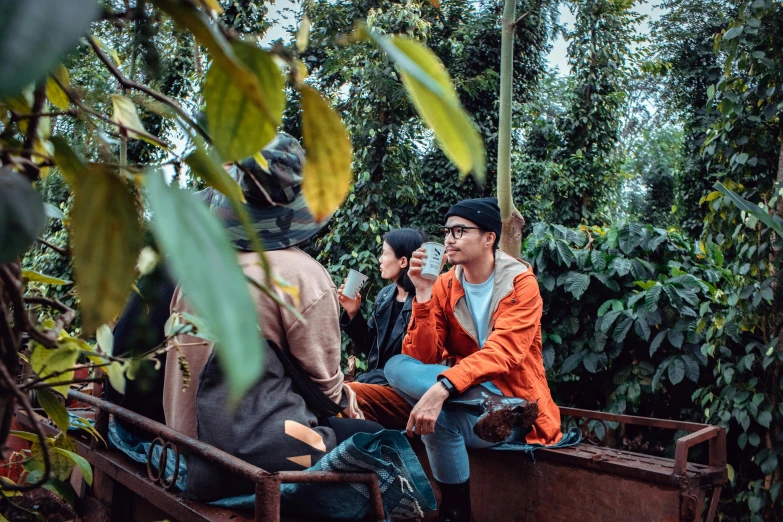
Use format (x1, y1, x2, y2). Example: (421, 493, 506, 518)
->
(68, 389, 386, 522)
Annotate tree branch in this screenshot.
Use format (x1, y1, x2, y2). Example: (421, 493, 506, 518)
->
(88, 37, 210, 141)
(512, 11, 530, 27)
(36, 238, 69, 256)
(20, 82, 47, 181)
(23, 296, 72, 314)
(26, 376, 105, 391)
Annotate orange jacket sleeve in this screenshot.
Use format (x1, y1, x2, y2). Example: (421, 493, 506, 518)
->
(440, 272, 542, 392)
(401, 277, 449, 364)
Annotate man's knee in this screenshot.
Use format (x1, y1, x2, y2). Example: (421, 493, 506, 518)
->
(384, 354, 416, 388)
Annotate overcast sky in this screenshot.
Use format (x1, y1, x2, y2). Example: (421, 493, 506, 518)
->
(263, 1, 665, 73)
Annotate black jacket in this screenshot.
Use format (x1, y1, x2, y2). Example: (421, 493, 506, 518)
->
(340, 284, 413, 384)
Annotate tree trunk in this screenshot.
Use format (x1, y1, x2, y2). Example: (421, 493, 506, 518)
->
(497, 0, 523, 257)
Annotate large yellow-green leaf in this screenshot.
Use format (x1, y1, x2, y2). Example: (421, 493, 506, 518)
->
(31, 433, 76, 481)
(369, 32, 485, 183)
(70, 165, 144, 333)
(299, 85, 353, 222)
(30, 342, 80, 397)
(111, 95, 168, 149)
(156, 0, 274, 122)
(204, 41, 284, 161)
(22, 269, 71, 285)
(37, 388, 70, 433)
(145, 171, 263, 405)
(46, 65, 70, 110)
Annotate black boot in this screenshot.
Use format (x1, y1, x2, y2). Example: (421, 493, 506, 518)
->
(436, 479, 471, 522)
(443, 385, 538, 443)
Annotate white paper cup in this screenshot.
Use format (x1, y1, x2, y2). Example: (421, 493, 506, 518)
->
(342, 269, 369, 299)
(420, 242, 446, 280)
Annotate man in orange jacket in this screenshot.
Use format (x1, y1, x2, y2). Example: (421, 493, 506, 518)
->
(383, 197, 562, 522)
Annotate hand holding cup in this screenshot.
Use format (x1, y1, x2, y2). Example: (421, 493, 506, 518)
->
(338, 280, 362, 319)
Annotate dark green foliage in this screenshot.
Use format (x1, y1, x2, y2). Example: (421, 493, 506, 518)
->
(651, 0, 730, 236)
(528, 218, 782, 521)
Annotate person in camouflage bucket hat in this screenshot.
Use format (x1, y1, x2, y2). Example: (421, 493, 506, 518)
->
(165, 132, 385, 503)
(198, 132, 329, 251)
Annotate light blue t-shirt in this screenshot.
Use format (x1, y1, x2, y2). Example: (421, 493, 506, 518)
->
(462, 272, 503, 395)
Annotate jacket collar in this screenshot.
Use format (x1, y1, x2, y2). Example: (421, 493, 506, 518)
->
(375, 284, 413, 313)
(449, 250, 531, 346)
(373, 284, 413, 352)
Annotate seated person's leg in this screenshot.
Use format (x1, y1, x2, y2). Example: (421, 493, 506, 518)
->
(346, 381, 412, 430)
(320, 416, 383, 443)
(384, 354, 447, 404)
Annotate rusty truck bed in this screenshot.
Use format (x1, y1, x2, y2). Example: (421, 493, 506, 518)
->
(15, 390, 726, 522)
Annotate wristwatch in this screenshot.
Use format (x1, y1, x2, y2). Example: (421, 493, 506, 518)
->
(438, 377, 458, 398)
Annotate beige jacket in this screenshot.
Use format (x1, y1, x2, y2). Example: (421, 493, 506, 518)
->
(163, 247, 362, 439)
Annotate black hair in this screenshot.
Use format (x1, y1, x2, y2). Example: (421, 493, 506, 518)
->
(382, 228, 429, 294)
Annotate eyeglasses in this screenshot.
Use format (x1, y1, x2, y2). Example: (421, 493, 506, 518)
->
(441, 225, 481, 239)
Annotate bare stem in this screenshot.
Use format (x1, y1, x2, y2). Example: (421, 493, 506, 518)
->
(88, 37, 210, 141)
(36, 238, 69, 256)
(0, 363, 52, 491)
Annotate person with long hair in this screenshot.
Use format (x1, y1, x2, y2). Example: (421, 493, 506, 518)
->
(338, 228, 428, 384)
(337, 228, 428, 428)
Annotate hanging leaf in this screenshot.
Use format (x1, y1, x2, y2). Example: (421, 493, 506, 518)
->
(0, 0, 99, 97)
(667, 357, 685, 384)
(610, 257, 632, 277)
(0, 168, 47, 264)
(52, 447, 93, 486)
(590, 250, 606, 270)
(634, 318, 651, 341)
(645, 284, 662, 311)
(70, 165, 143, 333)
(542, 345, 554, 369)
(682, 354, 700, 382)
(21, 270, 71, 285)
(145, 171, 264, 405)
(667, 329, 684, 349)
(299, 84, 354, 222)
(105, 362, 126, 394)
(46, 65, 71, 109)
(368, 31, 485, 184)
(564, 272, 590, 299)
(30, 342, 80, 397)
(96, 324, 114, 356)
(561, 352, 585, 374)
(44, 202, 65, 220)
(649, 329, 667, 357)
(593, 273, 620, 292)
(111, 95, 168, 148)
(555, 241, 575, 267)
(583, 352, 607, 373)
(51, 136, 84, 186)
(613, 315, 634, 343)
(204, 41, 284, 161)
(36, 388, 70, 433)
(184, 135, 246, 204)
(296, 16, 311, 53)
(714, 182, 783, 236)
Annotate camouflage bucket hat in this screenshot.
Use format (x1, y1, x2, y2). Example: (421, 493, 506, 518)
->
(198, 133, 330, 251)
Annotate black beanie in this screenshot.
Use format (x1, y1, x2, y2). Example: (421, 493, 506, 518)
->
(444, 197, 502, 240)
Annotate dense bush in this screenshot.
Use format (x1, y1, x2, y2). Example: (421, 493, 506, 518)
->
(526, 218, 781, 519)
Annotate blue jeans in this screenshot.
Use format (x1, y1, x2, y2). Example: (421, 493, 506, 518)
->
(384, 355, 498, 484)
